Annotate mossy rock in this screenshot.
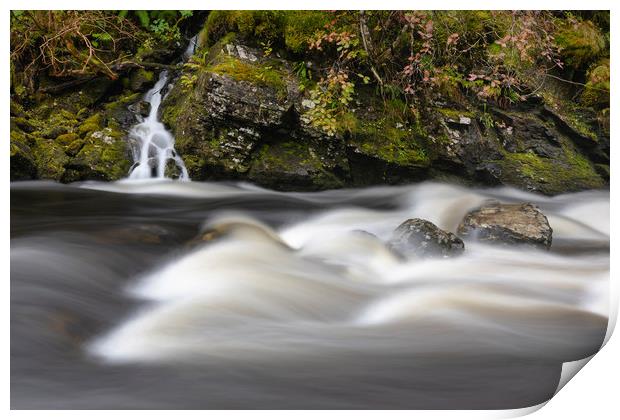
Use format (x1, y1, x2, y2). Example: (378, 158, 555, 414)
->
(491, 149, 605, 195)
(74, 128, 131, 181)
(103, 92, 142, 127)
(344, 108, 430, 168)
(78, 113, 103, 136)
(129, 69, 155, 91)
(248, 142, 344, 190)
(51, 78, 116, 113)
(283, 11, 331, 53)
(206, 55, 288, 97)
(10, 130, 37, 180)
(555, 19, 606, 68)
(56, 133, 80, 145)
(581, 59, 609, 109)
(31, 137, 70, 181)
(203, 10, 286, 48)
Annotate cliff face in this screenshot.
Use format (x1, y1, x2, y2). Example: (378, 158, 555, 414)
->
(160, 41, 607, 194)
(10, 11, 610, 195)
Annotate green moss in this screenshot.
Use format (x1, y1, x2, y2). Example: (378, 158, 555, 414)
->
(31, 137, 69, 180)
(250, 142, 343, 189)
(56, 133, 79, 145)
(555, 19, 606, 68)
(495, 149, 604, 194)
(283, 11, 331, 53)
(75, 129, 130, 180)
(339, 98, 430, 167)
(129, 68, 155, 90)
(346, 115, 429, 167)
(204, 10, 285, 48)
(78, 113, 103, 136)
(10, 129, 38, 180)
(582, 59, 610, 108)
(437, 108, 475, 120)
(207, 55, 287, 95)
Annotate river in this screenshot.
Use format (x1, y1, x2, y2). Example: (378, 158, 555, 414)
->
(10, 180, 609, 409)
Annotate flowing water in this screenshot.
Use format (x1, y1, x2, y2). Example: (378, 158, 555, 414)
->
(10, 180, 609, 409)
(127, 71, 190, 181)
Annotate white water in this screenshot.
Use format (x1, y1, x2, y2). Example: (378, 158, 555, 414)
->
(86, 182, 609, 365)
(128, 71, 190, 180)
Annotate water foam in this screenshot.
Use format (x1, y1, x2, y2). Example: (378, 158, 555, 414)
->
(87, 184, 609, 364)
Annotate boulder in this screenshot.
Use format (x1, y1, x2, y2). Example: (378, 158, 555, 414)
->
(457, 202, 552, 249)
(388, 218, 464, 258)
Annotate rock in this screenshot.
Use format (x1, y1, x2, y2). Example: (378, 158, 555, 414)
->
(128, 101, 151, 118)
(388, 218, 465, 258)
(457, 202, 552, 249)
(128, 68, 155, 91)
(10, 130, 38, 181)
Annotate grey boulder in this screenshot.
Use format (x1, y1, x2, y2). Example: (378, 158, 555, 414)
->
(388, 218, 465, 258)
(457, 201, 552, 249)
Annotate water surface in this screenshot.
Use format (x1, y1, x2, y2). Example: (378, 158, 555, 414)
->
(11, 180, 609, 409)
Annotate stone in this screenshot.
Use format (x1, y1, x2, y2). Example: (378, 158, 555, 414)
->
(388, 218, 465, 258)
(457, 201, 552, 249)
(129, 101, 151, 118)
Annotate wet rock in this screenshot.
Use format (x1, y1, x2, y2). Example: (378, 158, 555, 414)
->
(96, 224, 172, 245)
(164, 159, 182, 179)
(129, 100, 151, 118)
(388, 218, 464, 258)
(457, 201, 552, 249)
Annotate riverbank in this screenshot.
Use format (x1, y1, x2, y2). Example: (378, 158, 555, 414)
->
(10, 11, 610, 194)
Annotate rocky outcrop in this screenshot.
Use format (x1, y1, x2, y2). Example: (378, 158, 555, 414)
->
(10, 33, 609, 195)
(156, 40, 606, 195)
(9, 70, 154, 183)
(388, 218, 465, 258)
(457, 202, 553, 249)
(161, 43, 350, 190)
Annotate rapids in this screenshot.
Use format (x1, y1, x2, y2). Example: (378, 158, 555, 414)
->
(10, 180, 609, 409)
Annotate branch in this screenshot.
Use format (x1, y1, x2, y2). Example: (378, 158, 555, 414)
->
(359, 11, 383, 88)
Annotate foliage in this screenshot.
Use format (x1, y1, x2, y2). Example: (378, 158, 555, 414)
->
(10, 10, 193, 93)
(304, 69, 355, 136)
(11, 11, 141, 88)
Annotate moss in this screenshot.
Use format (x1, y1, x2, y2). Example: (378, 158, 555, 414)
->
(78, 113, 103, 136)
(494, 149, 604, 194)
(555, 19, 606, 68)
(75, 128, 130, 180)
(341, 101, 430, 167)
(204, 10, 285, 48)
(56, 133, 79, 145)
(31, 137, 69, 180)
(178, 154, 205, 176)
(207, 55, 287, 95)
(129, 68, 155, 90)
(250, 142, 343, 189)
(581, 59, 610, 108)
(437, 108, 475, 120)
(283, 11, 331, 53)
(10, 129, 37, 180)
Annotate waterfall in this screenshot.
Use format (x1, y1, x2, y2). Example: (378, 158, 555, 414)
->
(128, 71, 190, 181)
(183, 34, 198, 60)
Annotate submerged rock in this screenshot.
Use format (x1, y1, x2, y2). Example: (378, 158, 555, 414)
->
(457, 202, 553, 249)
(388, 218, 464, 258)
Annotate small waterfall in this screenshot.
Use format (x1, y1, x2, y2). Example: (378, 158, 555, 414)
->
(128, 71, 190, 181)
(183, 34, 198, 60)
